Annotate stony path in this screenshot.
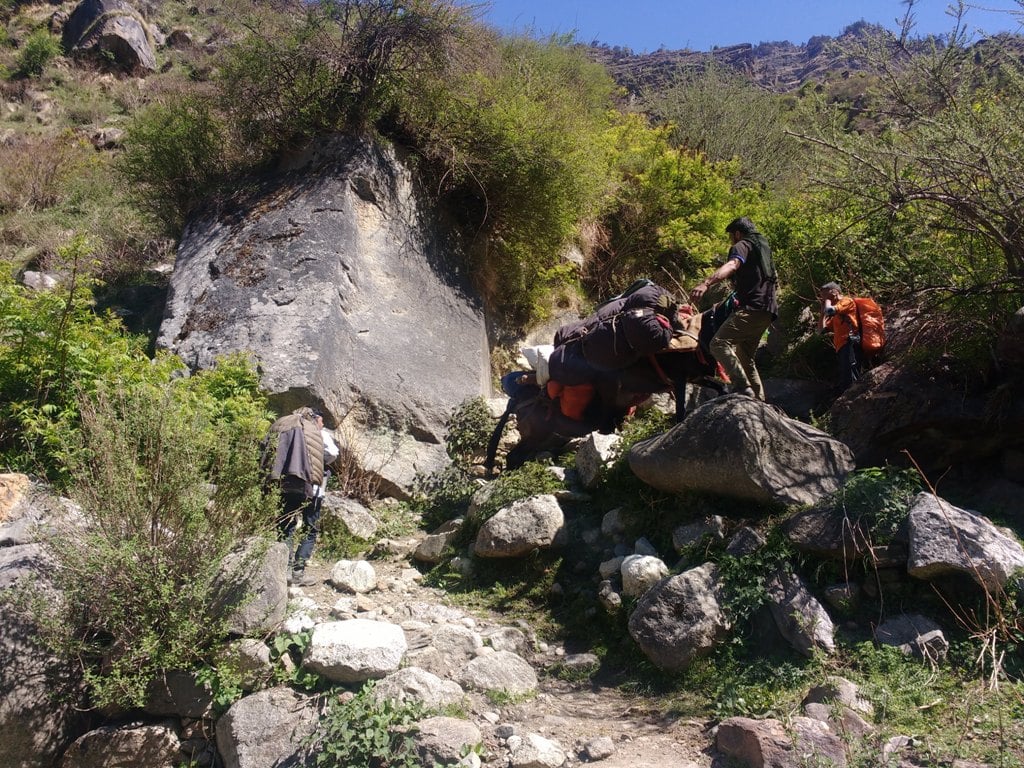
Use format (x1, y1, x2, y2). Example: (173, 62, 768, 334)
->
(293, 551, 717, 767)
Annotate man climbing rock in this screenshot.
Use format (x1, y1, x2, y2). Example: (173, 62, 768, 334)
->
(690, 216, 778, 400)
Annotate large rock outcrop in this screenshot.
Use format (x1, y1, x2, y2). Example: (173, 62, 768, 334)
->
(828, 360, 1024, 476)
(157, 138, 490, 497)
(0, 476, 88, 768)
(628, 395, 855, 507)
(61, 0, 157, 73)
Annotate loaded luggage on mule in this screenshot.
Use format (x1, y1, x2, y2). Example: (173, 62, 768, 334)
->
(486, 281, 736, 474)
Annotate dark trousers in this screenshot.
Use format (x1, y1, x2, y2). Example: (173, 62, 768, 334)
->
(277, 491, 321, 571)
(836, 340, 864, 392)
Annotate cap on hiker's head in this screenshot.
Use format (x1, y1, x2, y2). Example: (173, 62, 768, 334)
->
(819, 281, 841, 293)
(725, 216, 756, 235)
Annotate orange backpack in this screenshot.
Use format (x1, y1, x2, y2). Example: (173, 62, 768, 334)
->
(853, 297, 886, 355)
(546, 381, 595, 421)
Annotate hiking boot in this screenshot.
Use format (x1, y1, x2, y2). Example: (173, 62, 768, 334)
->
(733, 386, 755, 398)
(291, 569, 317, 587)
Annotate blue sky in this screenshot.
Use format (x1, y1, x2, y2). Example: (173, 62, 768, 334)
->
(464, 0, 1024, 53)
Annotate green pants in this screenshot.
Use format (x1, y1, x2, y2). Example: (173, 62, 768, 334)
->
(710, 308, 773, 400)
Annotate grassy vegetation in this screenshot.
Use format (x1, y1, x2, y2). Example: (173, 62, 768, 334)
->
(0, 0, 1022, 760)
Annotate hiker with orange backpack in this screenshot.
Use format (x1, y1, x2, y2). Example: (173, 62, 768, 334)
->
(818, 281, 885, 393)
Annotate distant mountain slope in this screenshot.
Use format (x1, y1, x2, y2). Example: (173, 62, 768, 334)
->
(583, 22, 1024, 94)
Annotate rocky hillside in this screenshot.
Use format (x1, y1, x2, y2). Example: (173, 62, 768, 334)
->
(584, 23, 1024, 95)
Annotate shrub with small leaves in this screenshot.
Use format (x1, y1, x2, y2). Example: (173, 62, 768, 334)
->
(15, 28, 61, 77)
(303, 680, 430, 768)
(831, 466, 922, 544)
(445, 396, 494, 465)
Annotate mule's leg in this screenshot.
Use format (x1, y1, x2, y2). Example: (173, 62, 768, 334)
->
(673, 379, 688, 423)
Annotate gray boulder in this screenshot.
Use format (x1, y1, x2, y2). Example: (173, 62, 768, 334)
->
(429, 624, 483, 674)
(0, 473, 83, 547)
(322, 493, 378, 539)
(143, 670, 213, 719)
(212, 539, 288, 636)
(508, 732, 567, 768)
(875, 613, 948, 662)
(215, 686, 319, 768)
(627, 562, 730, 671)
(60, 722, 181, 768)
(302, 619, 407, 682)
(575, 433, 621, 489)
(765, 571, 836, 657)
(371, 666, 465, 709)
(829, 359, 1024, 475)
(716, 715, 847, 768)
(0, 544, 87, 768)
(474, 494, 565, 558)
(329, 559, 378, 593)
(457, 650, 538, 695)
(414, 518, 463, 564)
(628, 396, 854, 507)
(620, 554, 669, 598)
(62, 0, 157, 73)
(157, 138, 490, 498)
(672, 515, 726, 552)
(412, 716, 483, 767)
(907, 492, 1024, 590)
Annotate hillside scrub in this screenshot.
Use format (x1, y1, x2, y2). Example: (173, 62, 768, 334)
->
(0, 237, 155, 481)
(586, 113, 768, 295)
(640, 62, 804, 191)
(402, 32, 619, 326)
(117, 0, 621, 328)
(784, 19, 1024, 371)
(24, 362, 276, 709)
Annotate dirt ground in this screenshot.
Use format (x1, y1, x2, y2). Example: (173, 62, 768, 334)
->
(296, 554, 721, 767)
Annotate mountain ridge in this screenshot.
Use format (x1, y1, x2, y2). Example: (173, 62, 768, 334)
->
(581, 22, 1024, 94)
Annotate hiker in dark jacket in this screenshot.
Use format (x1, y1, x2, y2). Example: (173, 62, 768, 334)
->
(690, 216, 778, 401)
(265, 406, 325, 586)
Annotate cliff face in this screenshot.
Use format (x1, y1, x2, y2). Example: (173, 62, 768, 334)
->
(158, 136, 491, 496)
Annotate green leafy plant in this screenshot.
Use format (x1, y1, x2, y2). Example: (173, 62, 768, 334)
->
(830, 466, 922, 545)
(411, 463, 478, 532)
(194, 661, 246, 713)
(24, 357, 276, 709)
(467, 461, 563, 530)
(445, 396, 493, 465)
(0, 237, 152, 482)
(271, 629, 322, 690)
(15, 28, 61, 77)
(304, 680, 431, 767)
(717, 527, 797, 627)
(117, 95, 228, 232)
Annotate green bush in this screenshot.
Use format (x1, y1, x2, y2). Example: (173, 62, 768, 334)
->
(468, 461, 563, 529)
(829, 466, 922, 545)
(588, 113, 767, 295)
(0, 238, 152, 481)
(15, 28, 61, 77)
(214, 0, 474, 158)
(407, 33, 618, 326)
(445, 396, 494, 465)
(412, 463, 478, 532)
(117, 95, 228, 232)
(28, 358, 275, 709)
(303, 680, 431, 767)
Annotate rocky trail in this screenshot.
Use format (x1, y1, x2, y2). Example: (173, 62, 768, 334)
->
(292, 549, 716, 768)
